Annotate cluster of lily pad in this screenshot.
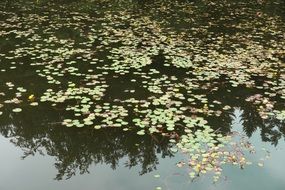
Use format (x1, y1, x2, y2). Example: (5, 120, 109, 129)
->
(174, 117, 255, 182)
(245, 94, 275, 119)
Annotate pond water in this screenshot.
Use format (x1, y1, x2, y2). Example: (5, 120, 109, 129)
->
(0, 0, 284, 190)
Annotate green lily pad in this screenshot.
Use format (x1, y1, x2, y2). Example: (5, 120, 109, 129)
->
(12, 108, 22, 113)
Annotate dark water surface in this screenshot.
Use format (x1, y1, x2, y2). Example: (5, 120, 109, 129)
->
(0, 0, 284, 190)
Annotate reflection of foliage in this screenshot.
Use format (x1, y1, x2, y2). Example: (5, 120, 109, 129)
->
(0, 108, 173, 180)
(241, 106, 285, 146)
(0, 82, 284, 180)
(201, 79, 285, 146)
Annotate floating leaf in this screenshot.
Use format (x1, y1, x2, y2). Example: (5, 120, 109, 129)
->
(94, 125, 101, 129)
(12, 108, 22, 113)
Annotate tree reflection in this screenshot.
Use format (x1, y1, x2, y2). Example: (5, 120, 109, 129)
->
(0, 82, 284, 180)
(205, 82, 285, 146)
(241, 104, 285, 146)
(0, 108, 173, 180)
